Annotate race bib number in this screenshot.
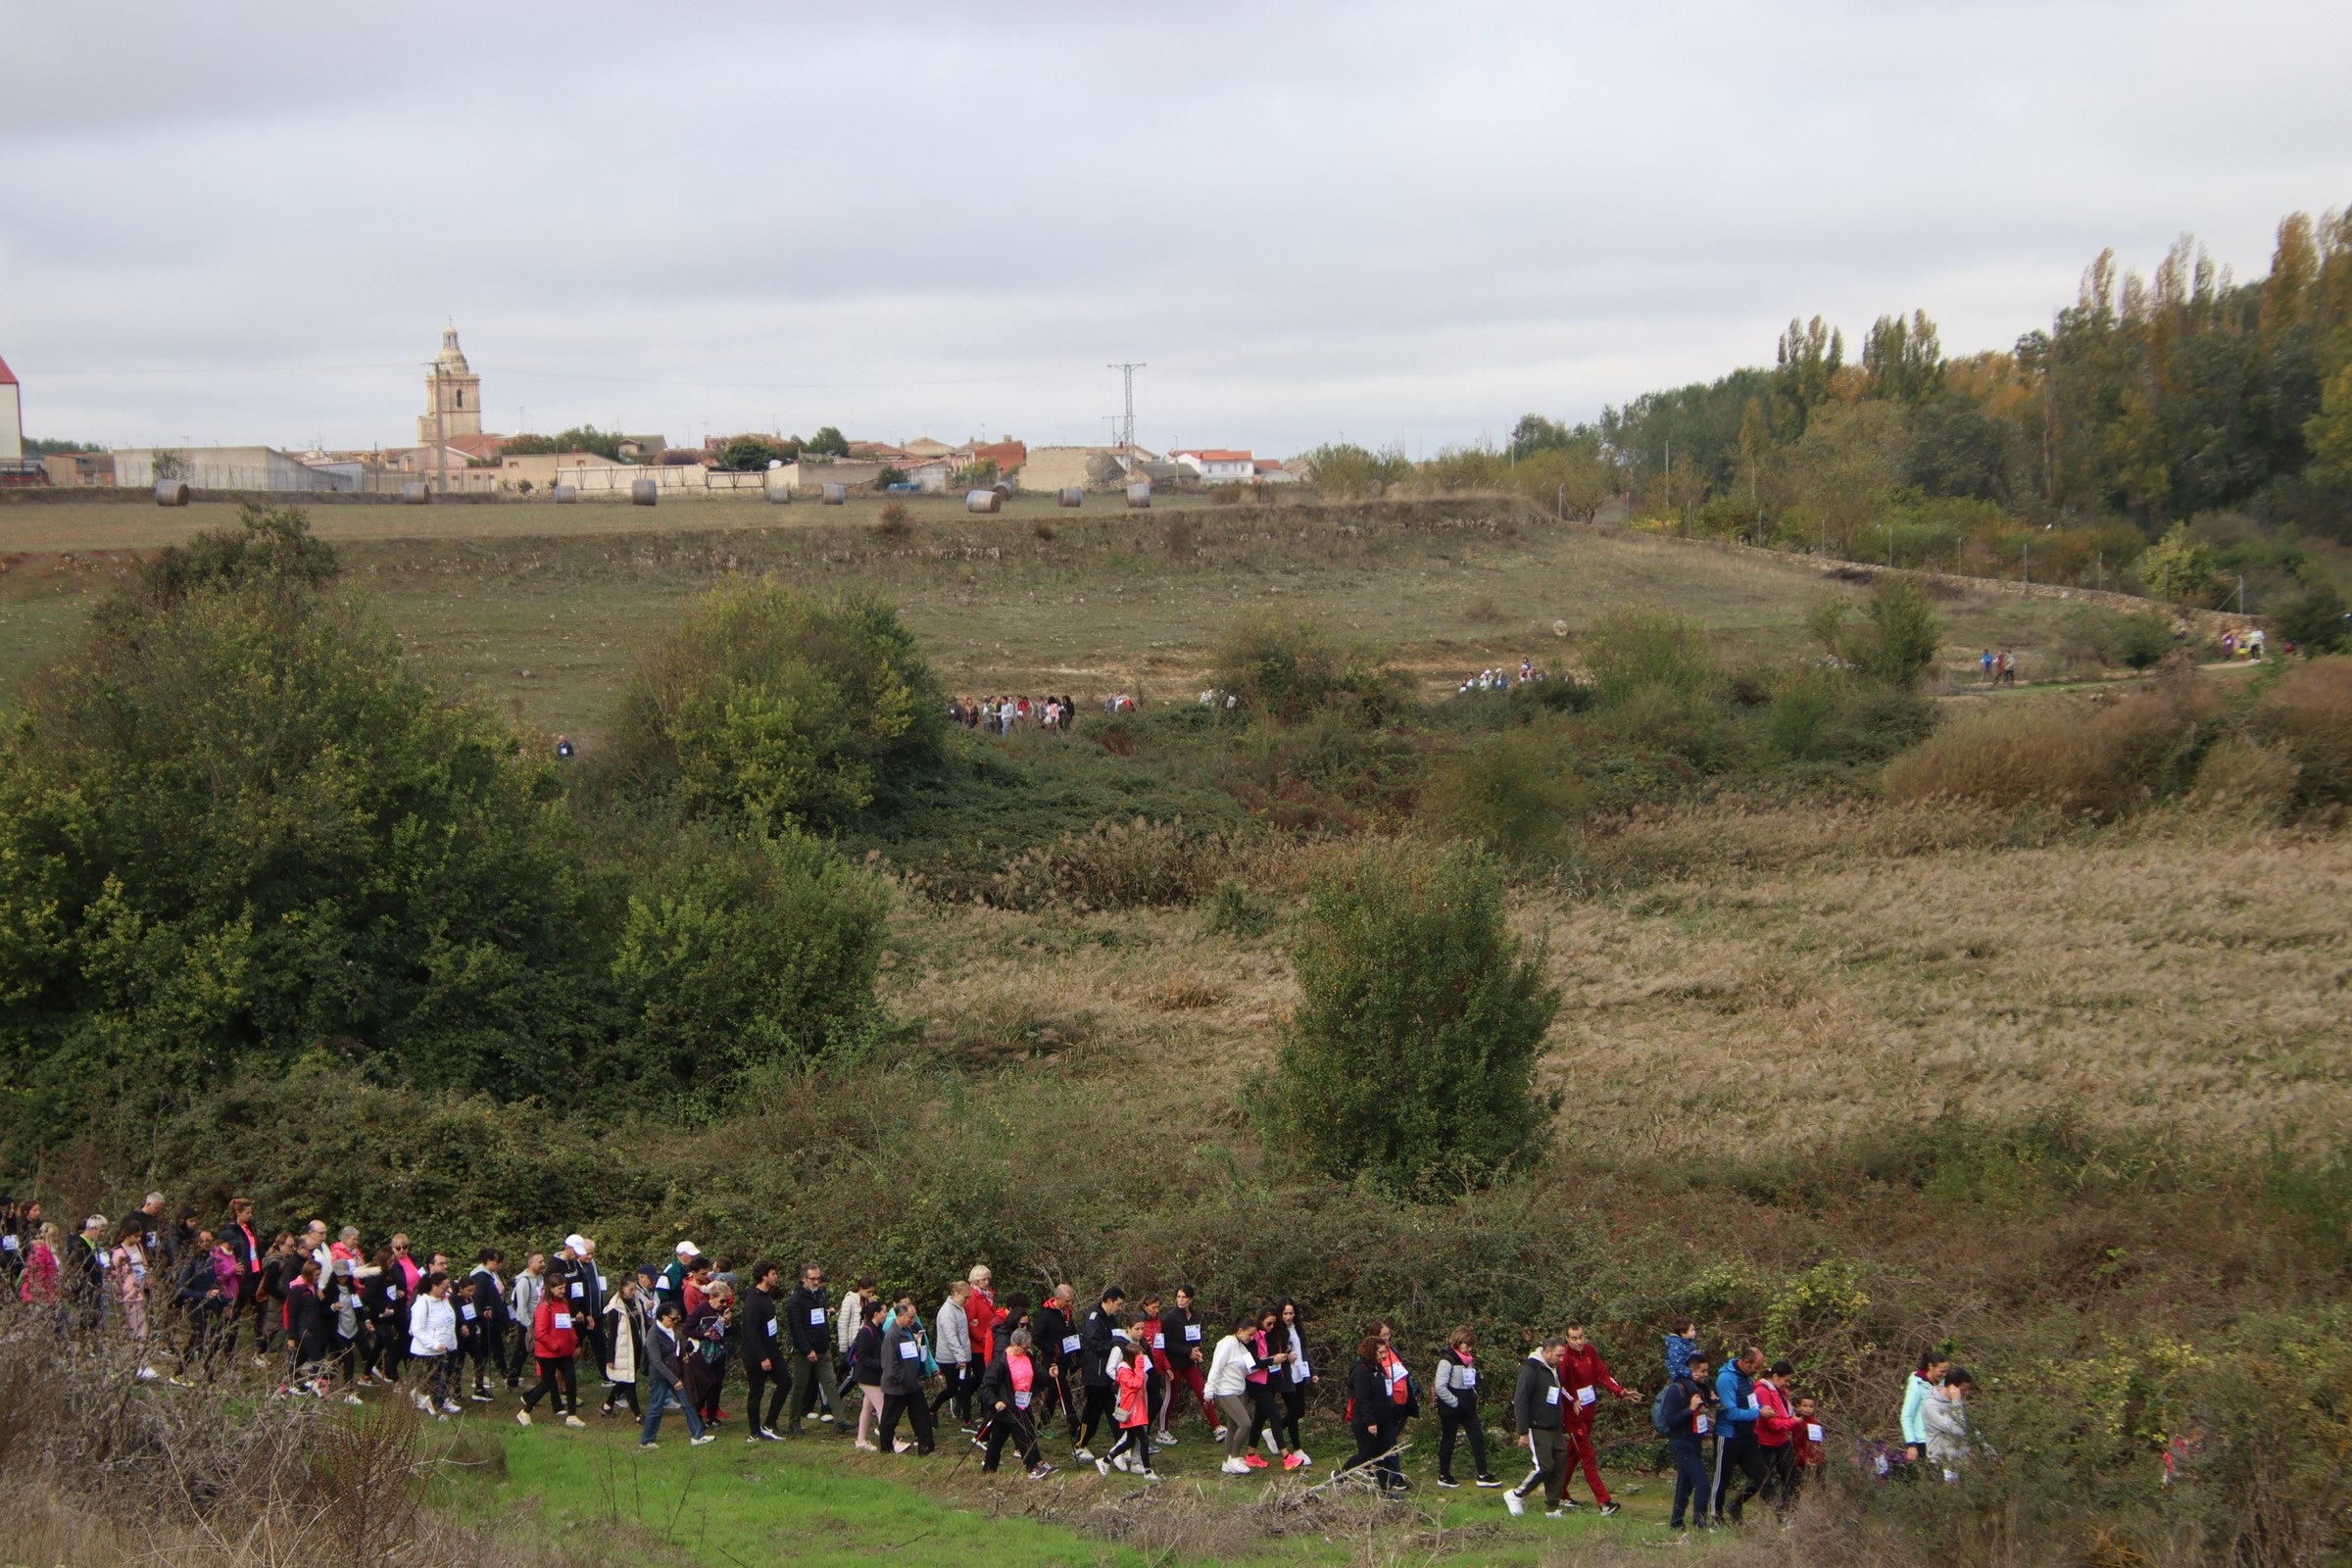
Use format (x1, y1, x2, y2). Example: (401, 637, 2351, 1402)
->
(897, 1340, 920, 1360)
(461, 1304, 476, 1321)
(1294, 1359, 1311, 1380)
(1390, 1363, 1408, 1386)
(568, 1283, 583, 1298)
(1184, 1325, 1201, 1342)
(388, 1286, 400, 1300)
(1, 1236, 15, 1251)
(1807, 1423, 1825, 1443)
(1014, 1391, 1032, 1408)
(1545, 1386, 1560, 1405)
(1696, 1414, 1711, 1435)
(809, 1308, 826, 1325)
(553, 1312, 572, 1331)
(1152, 1332, 1165, 1349)
(1461, 1368, 1477, 1387)
(768, 1318, 780, 1341)
(1577, 1385, 1596, 1407)
(1060, 1335, 1081, 1354)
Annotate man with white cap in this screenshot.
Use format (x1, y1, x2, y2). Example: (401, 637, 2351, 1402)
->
(571, 1236, 609, 1382)
(660, 1243, 696, 1313)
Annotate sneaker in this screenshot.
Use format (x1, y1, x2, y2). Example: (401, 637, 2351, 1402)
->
(516, 1409, 532, 1426)
(819, 1412, 837, 1424)
(1437, 1477, 1461, 1489)
(601, 1403, 616, 1418)
(855, 1441, 880, 1452)
(1072, 1447, 1095, 1461)
(1545, 1508, 1565, 1519)
(342, 1394, 364, 1406)
(1598, 1502, 1622, 1517)
(1243, 1452, 1268, 1469)
(1140, 1469, 1160, 1482)
(1096, 1457, 1111, 1476)
(1153, 1431, 1178, 1446)
(137, 1366, 161, 1382)
(168, 1377, 194, 1389)
(1476, 1475, 1504, 1489)
(1505, 1492, 1526, 1516)
(1295, 1449, 1311, 1466)
(1283, 1451, 1306, 1471)
(759, 1427, 781, 1442)
(1221, 1458, 1251, 1475)
(689, 1434, 714, 1446)
(564, 1415, 587, 1429)
(1558, 1496, 1581, 1509)
(1213, 1426, 1229, 1442)
(1028, 1463, 1054, 1480)
(413, 1393, 432, 1413)
(469, 1392, 492, 1403)
(440, 1400, 463, 1415)
(893, 1440, 913, 1454)
(639, 1442, 658, 1450)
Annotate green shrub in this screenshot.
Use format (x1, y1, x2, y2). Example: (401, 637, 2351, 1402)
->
(1209, 612, 1407, 726)
(1811, 577, 1943, 688)
(610, 821, 891, 1094)
(1258, 843, 1561, 1195)
(1766, 672, 1936, 763)
(1417, 726, 1588, 860)
(2111, 610, 2178, 668)
(0, 552, 593, 1130)
(1200, 876, 1275, 939)
(1886, 676, 2220, 817)
(611, 580, 945, 828)
(2246, 656, 2352, 810)
(1581, 607, 1717, 707)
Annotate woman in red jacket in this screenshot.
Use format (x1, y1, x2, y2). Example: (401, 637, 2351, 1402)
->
(965, 1266, 1001, 1368)
(517, 1283, 584, 1426)
(1753, 1360, 1802, 1516)
(1556, 1323, 1640, 1515)
(17, 1222, 60, 1304)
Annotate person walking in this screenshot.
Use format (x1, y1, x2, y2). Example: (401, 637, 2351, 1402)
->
(284, 1259, 333, 1394)
(462, 1250, 509, 1400)
(1790, 1393, 1826, 1503)
(876, 1297, 937, 1456)
(1157, 1285, 1207, 1441)
(1901, 1351, 1950, 1469)
(1204, 1312, 1260, 1475)
(517, 1276, 585, 1427)
(964, 1266, 1001, 1370)
(1099, 1322, 1157, 1478)
(1924, 1368, 1986, 1483)
(16, 1219, 60, 1305)
(849, 1298, 887, 1450)
(1434, 1327, 1500, 1489)
(602, 1272, 647, 1419)
(1370, 1322, 1416, 1494)
(1557, 1323, 1637, 1515)
(1755, 1360, 1801, 1514)
(407, 1272, 461, 1418)
(931, 1279, 973, 1428)
(1661, 1351, 1716, 1531)
(1345, 1335, 1407, 1494)
(1505, 1337, 1569, 1517)
(1711, 1345, 1769, 1524)
(785, 1262, 837, 1434)
(1246, 1307, 1306, 1470)
(684, 1278, 733, 1428)
(1034, 1286, 1081, 1443)
(508, 1254, 545, 1386)
(976, 1329, 1053, 1479)
(743, 1262, 788, 1441)
(170, 1228, 232, 1384)
(1275, 1299, 1314, 1467)
(639, 1300, 714, 1448)
(222, 1199, 265, 1360)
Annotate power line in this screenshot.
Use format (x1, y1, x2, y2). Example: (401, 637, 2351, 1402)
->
(1106, 362, 1145, 453)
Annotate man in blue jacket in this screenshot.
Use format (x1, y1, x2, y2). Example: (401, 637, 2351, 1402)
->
(1711, 1345, 1768, 1523)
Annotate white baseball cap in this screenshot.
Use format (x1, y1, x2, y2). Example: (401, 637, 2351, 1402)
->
(675, 1241, 698, 1257)
(564, 1233, 588, 1253)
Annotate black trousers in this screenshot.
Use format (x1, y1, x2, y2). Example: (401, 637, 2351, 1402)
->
(1374, 1415, 1406, 1489)
(523, 1354, 576, 1413)
(1279, 1386, 1306, 1450)
(1713, 1429, 1767, 1519)
(1438, 1400, 1489, 1480)
(790, 1349, 835, 1429)
(1345, 1422, 1386, 1478)
(467, 1326, 507, 1388)
(1245, 1382, 1286, 1449)
(877, 1390, 936, 1454)
(1105, 1423, 1153, 1470)
(1761, 1442, 1798, 1513)
(746, 1359, 787, 1432)
(929, 1361, 970, 1422)
(982, 1405, 1042, 1473)
(1076, 1384, 1116, 1450)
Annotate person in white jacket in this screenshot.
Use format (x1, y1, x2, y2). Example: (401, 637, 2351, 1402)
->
(407, 1272, 460, 1418)
(1203, 1314, 1260, 1474)
(932, 1281, 973, 1427)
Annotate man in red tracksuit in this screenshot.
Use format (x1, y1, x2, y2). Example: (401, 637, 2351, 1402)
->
(1556, 1323, 1642, 1514)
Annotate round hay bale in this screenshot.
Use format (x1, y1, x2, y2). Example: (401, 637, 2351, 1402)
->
(820, 483, 847, 505)
(400, 481, 432, 505)
(1125, 481, 1152, 510)
(965, 489, 1003, 514)
(153, 479, 190, 508)
(1057, 487, 1084, 508)
(630, 478, 658, 507)
(552, 483, 578, 504)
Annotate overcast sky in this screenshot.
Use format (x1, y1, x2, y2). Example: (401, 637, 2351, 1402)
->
(6, 0, 2349, 458)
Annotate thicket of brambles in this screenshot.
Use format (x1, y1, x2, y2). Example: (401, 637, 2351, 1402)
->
(9, 505, 2352, 1564)
(1300, 205, 2352, 644)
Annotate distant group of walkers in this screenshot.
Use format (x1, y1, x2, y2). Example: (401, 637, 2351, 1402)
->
(1458, 660, 1546, 695)
(1977, 649, 2019, 684)
(2, 1194, 1985, 1525)
(951, 695, 1079, 735)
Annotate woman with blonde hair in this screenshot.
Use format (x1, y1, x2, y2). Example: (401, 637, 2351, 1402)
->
(18, 1220, 61, 1304)
(112, 1217, 158, 1380)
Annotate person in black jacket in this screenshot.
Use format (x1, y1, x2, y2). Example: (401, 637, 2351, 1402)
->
(284, 1260, 333, 1392)
(363, 1249, 407, 1384)
(464, 1250, 509, 1400)
(743, 1262, 788, 1442)
(1034, 1288, 1079, 1440)
(850, 1298, 887, 1449)
(1340, 1337, 1390, 1484)
(1433, 1327, 1500, 1489)
(172, 1228, 228, 1384)
(1663, 1353, 1715, 1531)
(222, 1199, 265, 1358)
(1073, 1286, 1126, 1460)
(1156, 1286, 1204, 1438)
(975, 1330, 1054, 1478)
(1506, 1337, 1568, 1517)
(784, 1262, 836, 1434)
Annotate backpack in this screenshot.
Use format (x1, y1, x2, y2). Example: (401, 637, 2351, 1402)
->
(1652, 1380, 1683, 1435)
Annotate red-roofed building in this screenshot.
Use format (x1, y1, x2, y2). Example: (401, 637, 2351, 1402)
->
(0, 352, 24, 466)
(960, 439, 1027, 478)
(1173, 448, 1253, 483)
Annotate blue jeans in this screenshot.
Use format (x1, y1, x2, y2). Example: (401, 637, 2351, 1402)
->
(1670, 1435, 1711, 1527)
(641, 1376, 705, 1445)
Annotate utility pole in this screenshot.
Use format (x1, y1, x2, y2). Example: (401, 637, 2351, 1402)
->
(2022, 539, 2030, 585)
(433, 360, 449, 497)
(2238, 574, 2247, 614)
(1106, 363, 1146, 455)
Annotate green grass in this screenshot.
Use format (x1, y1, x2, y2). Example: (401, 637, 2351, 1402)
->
(453, 1400, 1695, 1568)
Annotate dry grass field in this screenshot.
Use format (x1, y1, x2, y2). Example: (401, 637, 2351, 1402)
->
(0, 493, 2134, 741)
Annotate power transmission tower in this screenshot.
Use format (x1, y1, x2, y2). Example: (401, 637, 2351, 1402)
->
(1106, 363, 1146, 454)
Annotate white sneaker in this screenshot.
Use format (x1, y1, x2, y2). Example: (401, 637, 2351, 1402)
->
(413, 1393, 432, 1412)
(1213, 1426, 1229, 1441)
(689, 1434, 714, 1446)
(1095, 1457, 1111, 1476)
(1139, 1469, 1160, 1482)
(1505, 1492, 1526, 1516)
(564, 1415, 587, 1429)
(893, 1441, 912, 1454)
(1153, 1431, 1178, 1446)
(516, 1410, 532, 1426)
(440, 1400, 463, 1415)
(1222, 1457, 1251, 1474)
(342, 1394, 364, 1406)
(1072, 1447, 1095, 1461)
(137, 1366, 160, 1382)
(1295, 1449, 1311, 1466)
(855, 1441, 880, 1452)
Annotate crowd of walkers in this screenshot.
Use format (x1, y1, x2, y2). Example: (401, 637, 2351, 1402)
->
(1, 1196, 1984, 1524)
(950, 694, 1082, 736)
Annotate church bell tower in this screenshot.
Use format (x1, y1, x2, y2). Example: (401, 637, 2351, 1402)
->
(417, 324, 483, 445)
